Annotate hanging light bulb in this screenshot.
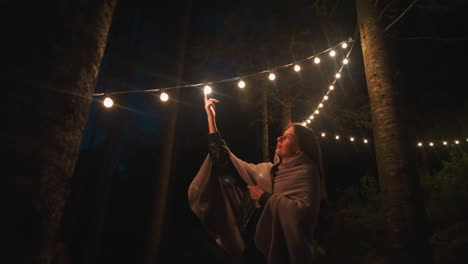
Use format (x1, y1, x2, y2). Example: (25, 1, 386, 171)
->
(204, 85, 212, 95)
(364, 139, 368, 144)
(341, 42, 348, 49)
(319, 103, 323, 108)
(324, 95, 329, 100)
(455, 140, 460, 144)
(350, 137, 355, 142)
(329, 50, 336, 57)
(314, 57, 320, 64)
(417, 142, 423, 147)
(268, 73, 276, 80)
(302, 122, 306, 126)
(329, 85, 334, 90)
(307, 119, 311, 123)
(238, 80, 246, 88)
(335, 135, 340, 140)
(321, 133, 326, 137)
(343, 58, 349, 64)
(309, 115, 314, 119)
(160, 91, 169, 102)
(442, 141, 447, 145)
(294, 64, 301, 72)
(315, 110, 319, 114)
(335, 73, 341, 79)
(103, 97, 113, 108)
(429, 142, 434, 147)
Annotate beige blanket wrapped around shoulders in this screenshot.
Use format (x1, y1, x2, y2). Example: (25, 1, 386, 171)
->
(188, 149, 323, 264)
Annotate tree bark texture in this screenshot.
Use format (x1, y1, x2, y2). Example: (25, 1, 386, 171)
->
(2, 1, 117, 263)
(356, 0, 432, 263)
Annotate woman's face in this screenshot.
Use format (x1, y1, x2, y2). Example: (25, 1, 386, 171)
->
(275, 126, 302, 160)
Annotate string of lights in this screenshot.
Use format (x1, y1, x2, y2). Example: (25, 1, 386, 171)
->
(97, 38, 354, 108)
(417, 138, 468, 147)
(301, 37, 355, 126)
(317, 131, 370, 144)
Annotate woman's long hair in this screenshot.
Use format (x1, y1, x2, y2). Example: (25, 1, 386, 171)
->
(288, 123, 328, 201)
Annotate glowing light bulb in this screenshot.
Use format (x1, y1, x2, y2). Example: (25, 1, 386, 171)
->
(268, 73, 276, 80)
(309, 115, 314, 119)
(329, 85, 334, 90)
(324, 95, 329, 100)
(238, 80, 246, 88)
(315, 110, 319, 114)
(466, 138, 468, 142)
(307, 119, 311, 123)
(335, 135, 340, 140)
(443, 141, 447, 145)
(321, 133, 326, 137)
(314, 57, 320, 64)
(343, 58, 349, 64)
(350, 137, 355, 142)
(160, 92, 169, 102)
(341, 42, 348, 49)
(294, 65, 301, 72)
(417, 142, 422, 147)
(364, 139, 368, 144)
(335, 73, 341, 79)
(429, 142, 434, 147)
(329, 50, 336, 57)
(103, 97, 113, 108)
(319, 103, 323, 108)
(204, 85, 212, 95)
(455, 140, 460, 144)
(302, 122, 306, 126)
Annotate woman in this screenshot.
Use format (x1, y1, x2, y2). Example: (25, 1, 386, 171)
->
(188, 94, 327, 264)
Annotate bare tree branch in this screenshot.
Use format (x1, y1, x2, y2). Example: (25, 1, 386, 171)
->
(384, 0, 418, 32)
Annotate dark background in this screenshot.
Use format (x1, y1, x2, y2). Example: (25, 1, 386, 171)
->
(60, 0, 468, 263)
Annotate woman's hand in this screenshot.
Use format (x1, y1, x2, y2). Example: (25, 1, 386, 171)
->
(247, 185, 264, 201)
(204, 93, 219, 133)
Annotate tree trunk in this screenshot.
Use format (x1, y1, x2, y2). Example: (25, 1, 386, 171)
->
(144, 1, 191, 263)
(356, 0, 432, 263)
(260, 87, 270, 162)
(281, 100, 292, 131)
(2, 1, 117, 263)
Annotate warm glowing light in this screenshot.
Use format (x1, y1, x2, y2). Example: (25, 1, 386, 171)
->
(160, 92, 169, 102)
(268, 73, 276, 80)
(204, 85, 212, 95)
(307, 119, 311, 123)
(321, 133, 326, 137)
(443, 141, 447, 145)
(350, 137, 355, 142)
(309, 115, 314, 119)
(302, 122, 306, 126)
(329, 50, 336, 57)
(329, 85, 334, 90)
(343, 58, 349, 64)
(324, 95, 329, 100)
(238, 80, 246, 88)
(429, 142, 434, 147)
(341, 42, 348, 49)
(315, 110, 319, 114)
(455, 140, 460, 144)
(335, 135, 340, 140)
(417, 142, 422, 147)
(103, 97, 113, 108)
(294, 65, 301, 72)
(319, 103, 323, 108)
(314, 57, 320, 64)
(364, 139, 368, 144)
(335, 73, 341, 79)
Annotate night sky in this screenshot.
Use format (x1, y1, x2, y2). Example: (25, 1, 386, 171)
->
(63, 0, 468, 263)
